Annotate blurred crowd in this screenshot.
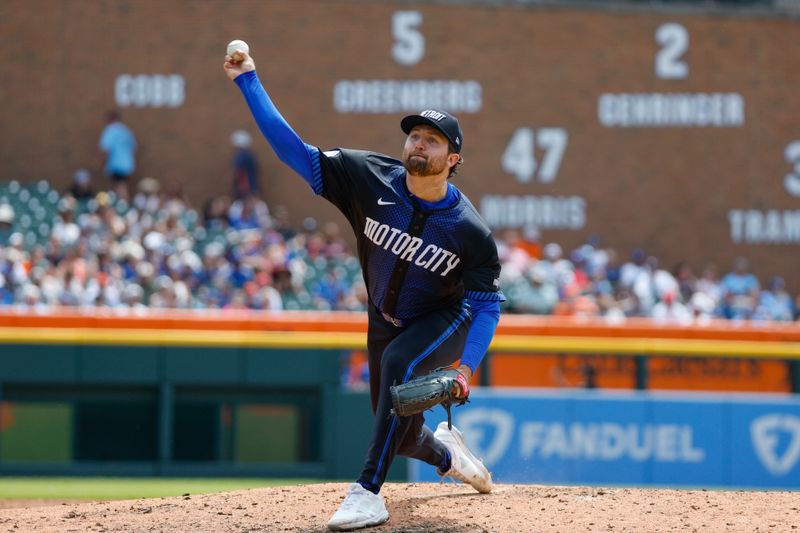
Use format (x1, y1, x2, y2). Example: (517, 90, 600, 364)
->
(0, 175, 798, 323)
(0, 176, 367, 313)
(498, 230, 798, 324)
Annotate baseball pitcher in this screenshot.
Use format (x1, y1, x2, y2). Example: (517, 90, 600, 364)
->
(225, 45, 504, 532)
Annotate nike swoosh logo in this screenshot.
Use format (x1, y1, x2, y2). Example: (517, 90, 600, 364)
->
(377, 198, 396, 206)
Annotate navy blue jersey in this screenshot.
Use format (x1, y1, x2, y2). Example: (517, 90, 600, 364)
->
(233, 70, 502, 369)
(316, 148, 502, 321)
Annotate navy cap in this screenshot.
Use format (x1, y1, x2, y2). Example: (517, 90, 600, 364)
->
(400, 109, 463, 153)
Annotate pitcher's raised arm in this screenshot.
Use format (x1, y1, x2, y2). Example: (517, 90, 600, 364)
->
(224, 50, 320, 192)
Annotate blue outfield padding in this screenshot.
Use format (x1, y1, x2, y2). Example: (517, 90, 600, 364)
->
(409, 388, 800, 488)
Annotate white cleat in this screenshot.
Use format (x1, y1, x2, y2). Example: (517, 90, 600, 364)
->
(434, 421, 493, 494)
(327, 483, 389, 531)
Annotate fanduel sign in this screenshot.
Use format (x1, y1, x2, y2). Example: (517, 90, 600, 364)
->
(518, 421, 704, 463)
(456, 409, 704, 467)
(410, 390, 800, 488)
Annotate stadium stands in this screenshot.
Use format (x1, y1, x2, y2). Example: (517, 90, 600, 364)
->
(0, 178, 797, 322)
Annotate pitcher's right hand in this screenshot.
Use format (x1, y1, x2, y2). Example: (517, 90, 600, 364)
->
(224, 50, 255, 81)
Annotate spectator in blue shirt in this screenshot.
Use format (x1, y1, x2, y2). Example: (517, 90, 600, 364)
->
(720, 256, 760, 319)
(755, 276, 795, 322)
(99, 110, 137, 202)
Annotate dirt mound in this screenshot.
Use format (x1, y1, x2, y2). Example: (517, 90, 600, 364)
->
(0, 482, 795, 532)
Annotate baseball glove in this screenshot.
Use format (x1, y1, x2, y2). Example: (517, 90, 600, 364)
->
(389, 368, 469, 430)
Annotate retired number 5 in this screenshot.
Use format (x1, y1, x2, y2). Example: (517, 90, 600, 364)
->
(392, 11, 424, 66)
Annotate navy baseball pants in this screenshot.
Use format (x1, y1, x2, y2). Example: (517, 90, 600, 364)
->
(357, 300, 472, 492)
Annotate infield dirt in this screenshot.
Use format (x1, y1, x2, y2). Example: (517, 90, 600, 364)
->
(0, 482, 798, 532)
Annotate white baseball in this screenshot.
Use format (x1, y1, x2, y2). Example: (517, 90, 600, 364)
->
(227, 39, 249, 62)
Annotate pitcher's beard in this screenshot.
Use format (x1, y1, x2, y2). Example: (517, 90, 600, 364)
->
(402, 151, 447, 177)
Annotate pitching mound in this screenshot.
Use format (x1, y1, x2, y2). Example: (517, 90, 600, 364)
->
(0, 482, 795, 532)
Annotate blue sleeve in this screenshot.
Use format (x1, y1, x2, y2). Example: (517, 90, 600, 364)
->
(234, 71, 323, 193)
(460, 298, 501, 374)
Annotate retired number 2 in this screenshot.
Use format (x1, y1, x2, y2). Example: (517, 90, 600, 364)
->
(655, 22, 689, 79)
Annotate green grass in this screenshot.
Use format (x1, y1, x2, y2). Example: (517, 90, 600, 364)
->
(0, 477, 319, 501)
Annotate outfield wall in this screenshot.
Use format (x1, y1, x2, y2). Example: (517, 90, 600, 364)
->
(2, 308, 799, 392)
(411, 389, 800, 488)
(0, 343, 400, 479)
(1, 308, 798, 479)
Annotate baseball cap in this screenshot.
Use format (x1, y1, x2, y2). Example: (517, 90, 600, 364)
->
(400, 109, 464, 153)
